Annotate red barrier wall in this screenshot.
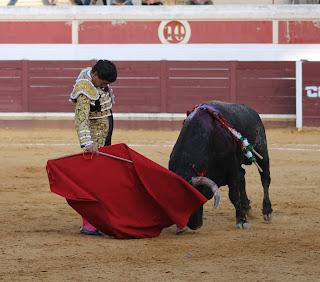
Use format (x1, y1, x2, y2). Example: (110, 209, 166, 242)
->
(79, 21, 272, 44)
(1, 20, 320, 44)
(0, 60, 296, 115)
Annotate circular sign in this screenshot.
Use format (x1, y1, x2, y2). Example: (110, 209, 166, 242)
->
(158, 20, 191, 44)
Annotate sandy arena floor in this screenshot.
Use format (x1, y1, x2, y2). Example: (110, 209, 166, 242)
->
(0, 123, 319, 281)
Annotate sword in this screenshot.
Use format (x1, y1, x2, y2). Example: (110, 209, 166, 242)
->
(97, 151, 133, 163)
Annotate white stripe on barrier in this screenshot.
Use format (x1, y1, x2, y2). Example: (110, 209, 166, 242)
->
(1, 143, 319, 152)
(271, 147, 320, 152)
(0, 112, 295, 121)
(1, 44, 320, 61)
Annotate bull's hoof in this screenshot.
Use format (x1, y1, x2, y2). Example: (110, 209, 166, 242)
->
(236, 222, 250, 230)
(263, 213, 272, 222)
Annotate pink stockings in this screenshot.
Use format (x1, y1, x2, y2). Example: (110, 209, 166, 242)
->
(82, 217, 97, 232)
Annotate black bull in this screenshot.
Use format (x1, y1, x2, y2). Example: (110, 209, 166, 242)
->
(169, 101, 272, 229)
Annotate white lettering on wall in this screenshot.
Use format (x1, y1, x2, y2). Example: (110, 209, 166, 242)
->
(305, 86, 320, 98)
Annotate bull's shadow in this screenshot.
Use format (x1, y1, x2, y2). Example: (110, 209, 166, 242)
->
(169, 101, 272, 230)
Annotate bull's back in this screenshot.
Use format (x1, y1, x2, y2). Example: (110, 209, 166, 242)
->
(207, 101, 269, 164)
(207, 101, 264, 139)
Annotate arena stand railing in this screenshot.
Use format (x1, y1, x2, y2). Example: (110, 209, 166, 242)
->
(0, 0, 319, 6)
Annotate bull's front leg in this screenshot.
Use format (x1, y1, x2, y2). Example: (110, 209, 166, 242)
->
(228, 178, 249, 230)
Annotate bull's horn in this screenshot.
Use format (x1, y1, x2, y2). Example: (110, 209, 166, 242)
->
(190, 176, 220, 208)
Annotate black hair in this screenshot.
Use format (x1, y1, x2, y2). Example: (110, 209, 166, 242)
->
(92, 60, 117, 83)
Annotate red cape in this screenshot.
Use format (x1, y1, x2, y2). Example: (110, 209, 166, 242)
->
(46, 144, 207, 239)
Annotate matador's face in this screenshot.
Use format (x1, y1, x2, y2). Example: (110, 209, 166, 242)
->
(91, 71, 110, 89)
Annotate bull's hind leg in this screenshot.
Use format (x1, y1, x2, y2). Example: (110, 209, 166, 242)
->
(258, 158, 272, 221)
(255, 125, 273, 221)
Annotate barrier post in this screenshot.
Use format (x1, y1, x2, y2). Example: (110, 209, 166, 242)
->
(72, 20, 79, 45)
(295, 60, 303, 130)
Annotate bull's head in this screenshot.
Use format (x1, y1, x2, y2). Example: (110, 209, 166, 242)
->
(169, 105, 220, 230)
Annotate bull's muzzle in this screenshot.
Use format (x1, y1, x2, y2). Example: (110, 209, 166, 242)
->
(190, 176, 221, 208)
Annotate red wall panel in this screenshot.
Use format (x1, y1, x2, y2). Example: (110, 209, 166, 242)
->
(113, 61, 162, 112)
(279, 21, 320, 44)
(0, 61, 23, 111)
(236, 62, 296, 114)
(27, 60, 92, 112)
(79, 21, 161, 44)
(166, 61, 233, 112)
(0, 22, 72, 44)
(303, 62, 320, 126)
(189, 21, 272, 43)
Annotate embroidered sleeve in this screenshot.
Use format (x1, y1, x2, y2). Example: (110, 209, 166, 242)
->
(75, 95, 93, 148)
(70, 79, 99, 102)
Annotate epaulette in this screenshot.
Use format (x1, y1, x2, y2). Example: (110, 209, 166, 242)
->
(70, 79, 99, 101)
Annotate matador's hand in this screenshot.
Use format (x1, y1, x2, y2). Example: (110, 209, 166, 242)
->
(84, 143, 98, 154)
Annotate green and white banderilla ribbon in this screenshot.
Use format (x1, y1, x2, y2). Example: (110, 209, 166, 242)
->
(227, 127, 264, 172)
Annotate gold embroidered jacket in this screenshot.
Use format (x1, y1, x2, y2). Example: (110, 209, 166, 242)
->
(70, 67, 115, 148)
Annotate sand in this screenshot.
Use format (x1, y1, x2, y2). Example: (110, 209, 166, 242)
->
(0, 125, 319, 281)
